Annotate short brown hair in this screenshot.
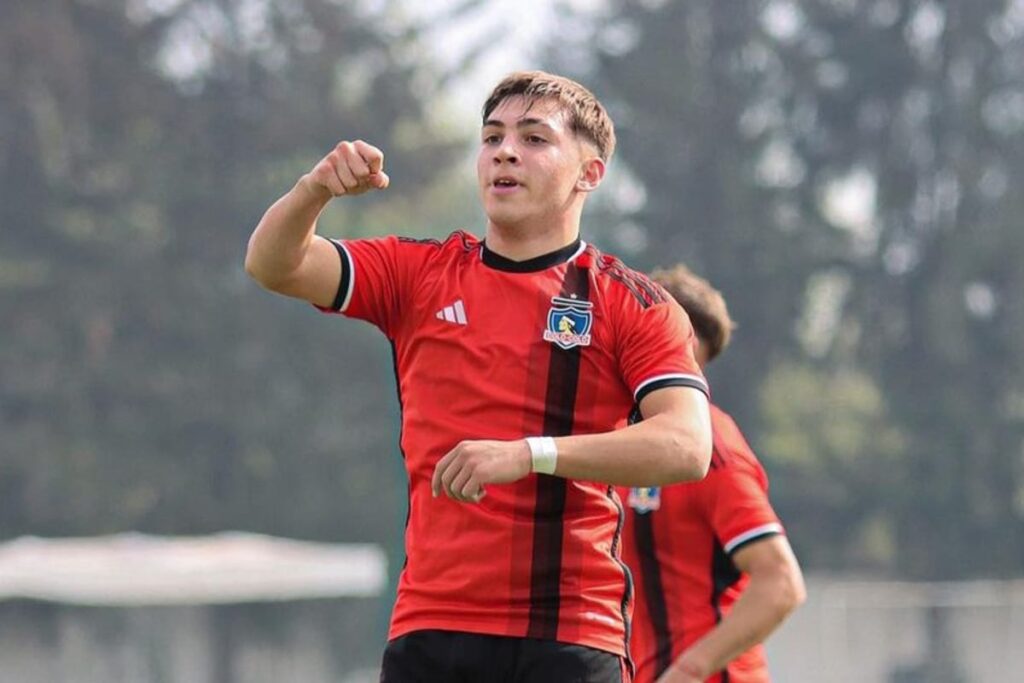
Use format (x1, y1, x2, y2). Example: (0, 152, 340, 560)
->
(482, 70, 616, 163)
(651, 265, 736, 362)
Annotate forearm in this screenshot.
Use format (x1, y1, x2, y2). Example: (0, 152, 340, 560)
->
(674, 569, 803, 678)
(551, 407, 710, 485)
(245, 176, 332, 289)
(432, 389, 710, 502)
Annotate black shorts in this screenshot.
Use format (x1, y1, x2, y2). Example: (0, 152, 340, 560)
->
(380, 630, 628, 683)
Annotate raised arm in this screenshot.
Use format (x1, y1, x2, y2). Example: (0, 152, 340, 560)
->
(656, 536, 806, 683)
(244, 140, 390, 307)
(431, 385, 712, 502)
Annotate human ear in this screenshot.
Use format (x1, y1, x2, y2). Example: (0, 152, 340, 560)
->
(576, 156, 606, 192)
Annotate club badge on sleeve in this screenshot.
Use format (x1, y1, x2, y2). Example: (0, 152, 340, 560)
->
(543, 296, 593, 350)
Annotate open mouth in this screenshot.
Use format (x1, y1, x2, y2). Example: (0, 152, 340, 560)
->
(493, 178, 520, 188)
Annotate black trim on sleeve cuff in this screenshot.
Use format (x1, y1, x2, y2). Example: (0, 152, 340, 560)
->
(635, 376, 710, 405)
(328, 239, 352, 312)
(727, 530, 782, 557)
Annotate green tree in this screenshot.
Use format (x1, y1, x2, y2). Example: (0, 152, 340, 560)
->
(549, 0, 1024, 577)
(765, 0, 1024, 578)
(0, 0, 463, 542)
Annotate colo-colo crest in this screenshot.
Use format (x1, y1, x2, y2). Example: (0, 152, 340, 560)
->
(543, 296, 593, 350)
(628, 486, 662, 514)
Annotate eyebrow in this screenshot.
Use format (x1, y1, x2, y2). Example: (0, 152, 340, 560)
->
(482, 117, 556, 131)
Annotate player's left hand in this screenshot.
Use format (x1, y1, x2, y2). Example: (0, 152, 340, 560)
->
(431, 439, 532, 503)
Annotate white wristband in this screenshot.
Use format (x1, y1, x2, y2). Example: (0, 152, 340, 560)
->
(526, 436, 558, 475)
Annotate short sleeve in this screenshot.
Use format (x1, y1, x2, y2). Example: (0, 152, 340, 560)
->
(618, 297, 709, 404)
(699, 461, 783, 556)
(318, 235, 421, 339)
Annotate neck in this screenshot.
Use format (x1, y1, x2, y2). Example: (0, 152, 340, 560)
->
(484, 213, 582, 262)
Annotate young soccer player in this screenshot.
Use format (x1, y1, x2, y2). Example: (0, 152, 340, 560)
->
(245, 71, 713, 682)
(621, 265, 806, 683)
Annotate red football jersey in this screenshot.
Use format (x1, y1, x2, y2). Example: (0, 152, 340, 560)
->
(620, 403, 784, 682)
(321, 231, 708, 657)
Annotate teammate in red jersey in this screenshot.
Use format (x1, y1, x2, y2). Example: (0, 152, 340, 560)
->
(620, 265, 806, 683)
(245, 71, 713, 682)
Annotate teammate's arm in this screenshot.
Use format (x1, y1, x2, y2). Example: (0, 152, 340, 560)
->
(244, 141, 390, 307)
(431, 385, 712, 502)
(656, 535, 806, 683)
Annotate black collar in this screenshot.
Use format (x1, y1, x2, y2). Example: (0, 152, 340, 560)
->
(481, 239, 582, 273)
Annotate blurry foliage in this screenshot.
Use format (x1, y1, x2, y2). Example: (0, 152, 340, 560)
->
(2, 0, 1024, 586)
(0, 0, 463, 547)
(550, 0, 1024, 578)
(758, 363, 906, 571)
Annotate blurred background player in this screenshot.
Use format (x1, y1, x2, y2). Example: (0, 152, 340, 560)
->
(620, 265, 806, 683)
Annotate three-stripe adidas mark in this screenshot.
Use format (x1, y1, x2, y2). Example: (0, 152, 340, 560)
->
(436, 300, 467, 325)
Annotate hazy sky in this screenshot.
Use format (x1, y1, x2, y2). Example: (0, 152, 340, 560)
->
(402, 0, 607, 121)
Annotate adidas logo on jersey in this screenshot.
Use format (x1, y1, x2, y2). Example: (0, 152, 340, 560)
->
(435, 300, 467, 325)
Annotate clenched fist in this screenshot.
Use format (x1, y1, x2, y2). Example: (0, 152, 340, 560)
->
(304, 140, 391, 199)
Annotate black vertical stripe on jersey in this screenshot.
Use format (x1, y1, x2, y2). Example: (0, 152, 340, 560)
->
(527, 262, 588, 640)
(710, 540, 742, 683)
(633, 510, 674, 679)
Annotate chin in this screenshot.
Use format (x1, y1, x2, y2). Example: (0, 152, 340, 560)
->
(484, 206, 526, 229)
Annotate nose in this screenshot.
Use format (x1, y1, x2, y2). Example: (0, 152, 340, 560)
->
(493, 141, 519, 165)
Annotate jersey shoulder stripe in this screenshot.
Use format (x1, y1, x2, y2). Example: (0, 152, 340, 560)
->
(591, 248, 667, 309)
(397, 229, 480, 253)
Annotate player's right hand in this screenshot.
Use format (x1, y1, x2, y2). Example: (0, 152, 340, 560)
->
(303, 140, 391, 198)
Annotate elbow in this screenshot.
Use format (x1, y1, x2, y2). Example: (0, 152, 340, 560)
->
(243, 246, 261, 283)
(662, 425, 712, 483)
(790, 570, 808, 611)
(244, 253, 269, 289)
(677, 414, 713, 481)
(244, 240, 284, 292)
(669, 394, 713, 482)
(692, 432, 712, 479)
(745, 564, 805, 628)
(773, 565, 807, 617)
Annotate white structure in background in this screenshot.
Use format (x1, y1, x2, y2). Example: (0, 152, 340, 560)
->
(0, 532, 385, 605)
(767, 577, 1024, 682)
(3, 538, 1023, 683)
(0, 534, 387, 683)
